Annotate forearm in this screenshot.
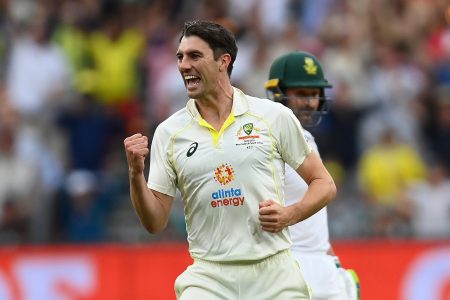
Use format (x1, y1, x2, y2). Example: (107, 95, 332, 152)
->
(129, 170, 169, 233)
(288, 177, 336, 225)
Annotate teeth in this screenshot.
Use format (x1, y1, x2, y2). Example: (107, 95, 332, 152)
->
(184, 75, 198, 80)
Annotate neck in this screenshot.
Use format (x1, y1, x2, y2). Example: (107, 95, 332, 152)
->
(196, 84, 234, 131)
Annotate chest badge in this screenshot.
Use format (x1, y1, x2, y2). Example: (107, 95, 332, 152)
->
(243, 123, 253, 135)
(236, 123, 263, 149)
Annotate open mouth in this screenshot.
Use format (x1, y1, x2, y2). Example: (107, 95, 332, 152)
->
(184, 75, 201, 89)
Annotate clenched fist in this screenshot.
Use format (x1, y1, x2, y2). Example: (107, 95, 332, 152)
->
(259, 200, 293, 233)
(124, 133, 149, 175)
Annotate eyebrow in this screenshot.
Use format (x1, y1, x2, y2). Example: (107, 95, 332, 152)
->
(176, 49, 203, 57)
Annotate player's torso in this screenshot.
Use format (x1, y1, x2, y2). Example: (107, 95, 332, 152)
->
(172, 113, 283, 221)
(173, 116, 279, 198)
(169, 109, 289, 261)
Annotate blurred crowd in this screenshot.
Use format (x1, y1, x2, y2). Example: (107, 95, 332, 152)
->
(0, 0, 449, 244)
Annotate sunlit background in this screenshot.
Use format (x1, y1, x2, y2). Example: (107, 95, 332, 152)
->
(0, 0, 449, 299)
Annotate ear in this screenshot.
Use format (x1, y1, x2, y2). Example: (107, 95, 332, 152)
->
(219, 53, 231, 72)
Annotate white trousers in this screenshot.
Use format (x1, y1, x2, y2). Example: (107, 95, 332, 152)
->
(293, 252, 359, 300)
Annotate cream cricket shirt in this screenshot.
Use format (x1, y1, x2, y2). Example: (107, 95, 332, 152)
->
(148, 88, 311, 262)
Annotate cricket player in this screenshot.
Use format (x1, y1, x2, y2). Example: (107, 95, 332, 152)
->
(265, 51, 360, 300)
(124, 21, 337, 299)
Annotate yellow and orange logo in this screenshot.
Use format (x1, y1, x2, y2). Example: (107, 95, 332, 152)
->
(214, 163, 235, 186)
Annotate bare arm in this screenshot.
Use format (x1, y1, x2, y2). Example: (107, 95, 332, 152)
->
(259, 152, 336, 232)
(124, 133, 174, 234)
(289, 152, 337, 223)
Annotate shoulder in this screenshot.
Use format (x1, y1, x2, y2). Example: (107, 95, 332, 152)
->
(238, 91, 293, 120)
(238, 92, 300, 137)
(154, 108, 194, 139)
(247, 95, 289, 113)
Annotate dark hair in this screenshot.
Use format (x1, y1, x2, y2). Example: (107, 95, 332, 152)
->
(179, 20, 238, 77)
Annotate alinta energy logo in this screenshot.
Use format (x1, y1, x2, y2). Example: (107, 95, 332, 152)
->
(211, 163, 244, 208)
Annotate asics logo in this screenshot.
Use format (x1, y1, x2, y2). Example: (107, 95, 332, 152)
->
(187, 142, 198, 157)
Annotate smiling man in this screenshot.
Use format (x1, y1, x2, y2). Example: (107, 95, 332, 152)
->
(124, 20, 336, 300)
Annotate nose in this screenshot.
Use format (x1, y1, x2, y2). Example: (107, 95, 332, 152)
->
(295, 97, 319, 110)
(178, 56, 191, 71)
(305, 98, 316, 108)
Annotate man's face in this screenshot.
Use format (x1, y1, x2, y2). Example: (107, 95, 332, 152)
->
(176, 36, 222, 99)
(285, 87, 321, 126)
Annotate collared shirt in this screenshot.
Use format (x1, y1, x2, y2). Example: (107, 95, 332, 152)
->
(148, 87, 311, 261)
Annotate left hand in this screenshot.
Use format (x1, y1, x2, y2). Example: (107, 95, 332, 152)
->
(259, 200, 292, 233)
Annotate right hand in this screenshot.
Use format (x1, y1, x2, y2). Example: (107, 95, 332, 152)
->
(124, 133, 149, 174)
(259, 200, 292, 233)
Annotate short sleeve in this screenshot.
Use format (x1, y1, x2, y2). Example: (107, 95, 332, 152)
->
(147, 125, 177, 197)
(274, 107, 312, 170)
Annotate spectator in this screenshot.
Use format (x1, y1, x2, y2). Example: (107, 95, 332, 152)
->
(6, 9, 72, 121)
(55, 170, 112, 243)
(77, 0, 146, 130)
(400, 163, 450, 238)
(426, 86, 450, 172)
(57, 94, 123, 172)
(357, 127, 427, 236)
(0, 125, 40, 243)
